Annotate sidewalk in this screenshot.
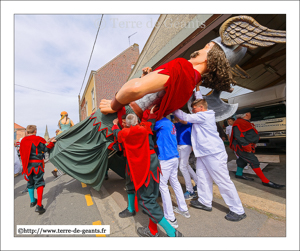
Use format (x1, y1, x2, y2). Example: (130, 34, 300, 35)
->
(89, 146, 286, 237)
(91, 167, 285, 236)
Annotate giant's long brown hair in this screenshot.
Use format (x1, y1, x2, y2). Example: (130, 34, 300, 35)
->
(201, 44, 236, 92)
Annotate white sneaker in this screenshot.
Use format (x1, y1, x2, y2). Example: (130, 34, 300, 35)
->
(173, 206, 191, 218)
(167, 218, 178, 229)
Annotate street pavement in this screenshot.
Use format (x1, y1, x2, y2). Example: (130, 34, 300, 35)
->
(14, 146, 286, 238)
(14, 162, 104, 237)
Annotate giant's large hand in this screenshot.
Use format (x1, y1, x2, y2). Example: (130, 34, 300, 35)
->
(99, 99, 116, 114)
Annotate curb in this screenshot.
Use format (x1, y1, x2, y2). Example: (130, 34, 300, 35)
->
(176, 176, 286, 218)
(90, 186, 138, 237)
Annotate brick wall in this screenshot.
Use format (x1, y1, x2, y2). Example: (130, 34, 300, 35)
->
(15, 129, 26, 143)
(81, 97, 86, 120)
(94, 44, 139, 105)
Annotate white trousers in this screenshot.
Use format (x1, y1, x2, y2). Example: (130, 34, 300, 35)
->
(159, 157, 188, 221)
(178, 145, 198, 192)
(196, 151, 245, 215)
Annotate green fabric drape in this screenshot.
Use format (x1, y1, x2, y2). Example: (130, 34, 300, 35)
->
(49, 109, 126, 191)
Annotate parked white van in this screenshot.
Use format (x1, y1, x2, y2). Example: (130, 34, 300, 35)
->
(228, 84, 286, 149)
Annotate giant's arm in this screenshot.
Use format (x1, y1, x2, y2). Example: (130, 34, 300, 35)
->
(99, 70, 169, 114)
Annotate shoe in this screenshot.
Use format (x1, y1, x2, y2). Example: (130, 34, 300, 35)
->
(193, 185, 197, 192)
(262, 181, 285, 189)
(51, 170, 58, 178)
(190, 200, 212, 211)
(30, 200, 37, 207)
(35, 205, 46, 214)
(175, 230, 184, 237)
(168, 229, 184, 237)
(184, 191, 196, 200)
(235, 174, 254, 181)
(173, 206, 190, 218)
(137, 226, 159, 237)
(225, 210, 247, 222)
(167, 218, 178, 229)
(119, 208, 136, 218)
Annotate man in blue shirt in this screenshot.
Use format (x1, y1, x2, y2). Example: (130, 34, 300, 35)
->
(174, 116, 198, 199)
(154, 117, 190, 229)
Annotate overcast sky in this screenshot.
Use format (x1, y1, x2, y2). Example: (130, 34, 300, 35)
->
(14, 14, 256, 138)
(15, 14, 160, 137)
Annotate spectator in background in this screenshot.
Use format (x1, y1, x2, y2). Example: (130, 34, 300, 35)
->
(226, 117, 235, 140)
(216, 122, 227, 141)
(14, 147, 22, 177)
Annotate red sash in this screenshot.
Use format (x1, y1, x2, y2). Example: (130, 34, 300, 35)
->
(29, 159, 45, 169)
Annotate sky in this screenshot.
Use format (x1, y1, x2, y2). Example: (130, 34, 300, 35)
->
(14, 14, 255, 139)
(15, 14, 160, 138)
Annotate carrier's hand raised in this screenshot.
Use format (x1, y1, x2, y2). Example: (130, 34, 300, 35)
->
(141, 67, 152, 77)
(150, 104, 157, 114)
(50, 137, 57, 143)
(113, 118, 119, 125)
(99, 99, 116, 114)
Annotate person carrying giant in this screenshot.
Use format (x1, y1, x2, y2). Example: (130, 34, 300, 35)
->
(49, 15, 286, 191)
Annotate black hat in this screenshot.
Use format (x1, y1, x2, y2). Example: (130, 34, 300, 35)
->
(235, 107, 254, 115)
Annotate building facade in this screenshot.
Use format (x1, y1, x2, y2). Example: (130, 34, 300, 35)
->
(128, 14, 286, 94)
(14, 123, 26, 144)
(79, 44, 139, 120)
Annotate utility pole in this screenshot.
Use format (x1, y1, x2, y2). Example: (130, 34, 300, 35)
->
(128, 32, 137, 47)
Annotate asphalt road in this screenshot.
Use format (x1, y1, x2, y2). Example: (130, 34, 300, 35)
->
(14, 161, 103, 237)
(14, 146, 286, 238)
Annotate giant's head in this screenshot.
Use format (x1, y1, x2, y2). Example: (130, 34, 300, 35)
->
(190, 39, 246, 92)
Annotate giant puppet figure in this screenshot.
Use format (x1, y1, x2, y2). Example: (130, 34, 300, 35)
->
(49, 15, 286, 191)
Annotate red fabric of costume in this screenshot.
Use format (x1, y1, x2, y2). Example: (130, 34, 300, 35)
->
(19, 135, 47, 175)
(117, 123, 153, 192)
(153, 58, 201, 119)
(117, 107, 126, 129)
(37, 186, 44, 206)
(229, 118, 259, 152)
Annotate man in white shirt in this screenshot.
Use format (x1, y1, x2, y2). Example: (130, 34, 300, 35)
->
(225, 117, 235, 140)
(173, 84, 246, 222)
